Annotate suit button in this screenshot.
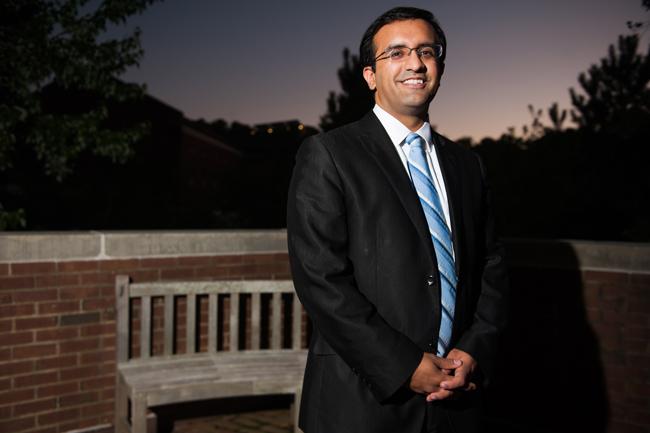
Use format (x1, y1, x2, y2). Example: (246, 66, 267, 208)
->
(426, 275, 435, 286)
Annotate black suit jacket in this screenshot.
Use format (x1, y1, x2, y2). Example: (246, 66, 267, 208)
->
(287, 111, 509, 433)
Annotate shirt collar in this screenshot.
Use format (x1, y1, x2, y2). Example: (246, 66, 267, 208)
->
(373, 104, 433, 150)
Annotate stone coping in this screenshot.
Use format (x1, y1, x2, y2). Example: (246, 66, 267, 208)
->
(0, 231, 648, 273)
(0, 230, 288, 263)
(504, 238, 650, 273)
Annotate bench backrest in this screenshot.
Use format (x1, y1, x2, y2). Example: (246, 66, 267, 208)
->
(115, 276, 305, 363)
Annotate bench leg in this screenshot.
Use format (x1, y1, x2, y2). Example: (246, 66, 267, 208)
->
(148, 412, 158, 433)
(115, 417, 131, 433)
(292, 386, 303, 433)
(114, 376, 130, 433)
(131, 394, 148, 433)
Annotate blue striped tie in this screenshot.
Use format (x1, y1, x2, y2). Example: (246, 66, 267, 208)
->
(406, 132, 457, 356)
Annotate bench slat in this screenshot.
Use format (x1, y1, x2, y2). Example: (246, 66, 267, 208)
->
(130, 280, 295, 297)
(208, 293, 218, 353)
(115, 276, 130, 363)
(119, 350, 306, 371)
(164, 295, 174, 356)
(292, 294, 302, 350)
(140, 296, 151, 359)
(186, 294, 196, 354)
(122, 352, 307, 386)
(251, 292, 261, 350)
(271, 292, 281, 349)
(126, 362, 306, 387)
(229, 293, 239, 351)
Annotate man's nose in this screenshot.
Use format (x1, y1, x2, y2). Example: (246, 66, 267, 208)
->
(405, 51, 427, 71)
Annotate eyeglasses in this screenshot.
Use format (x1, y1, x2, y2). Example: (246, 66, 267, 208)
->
(374, 44, 444, 62)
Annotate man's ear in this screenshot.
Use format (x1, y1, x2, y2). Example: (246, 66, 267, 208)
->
(363, 66, 376, 91)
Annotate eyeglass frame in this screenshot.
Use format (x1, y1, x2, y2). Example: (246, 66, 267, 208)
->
(374, 43, 444, 63)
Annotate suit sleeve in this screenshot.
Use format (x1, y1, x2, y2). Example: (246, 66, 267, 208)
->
(455, 154, 510, 385)
(287, 135, 423, 402)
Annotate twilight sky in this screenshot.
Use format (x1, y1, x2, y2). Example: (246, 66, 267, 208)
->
(118, 0, 645, 141)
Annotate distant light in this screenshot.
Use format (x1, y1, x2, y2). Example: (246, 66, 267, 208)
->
(298, 124, 304, 131)
(267, 127, 273, 134)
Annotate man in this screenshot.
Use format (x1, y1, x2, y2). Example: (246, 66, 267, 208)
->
(287, 7, 509, 433)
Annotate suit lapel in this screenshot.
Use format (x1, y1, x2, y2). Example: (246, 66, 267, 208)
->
(357, 112, 436, 261)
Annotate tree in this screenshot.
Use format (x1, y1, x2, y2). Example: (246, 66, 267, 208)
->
(547, 102, 567, 132)
(569, 34, 650, 135)
(0, 0, 160, 182)
(319, 48, 374, 131)
(473, 1, 650, 242)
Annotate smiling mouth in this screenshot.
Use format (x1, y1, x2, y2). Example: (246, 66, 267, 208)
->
(402, 78, 425, 85)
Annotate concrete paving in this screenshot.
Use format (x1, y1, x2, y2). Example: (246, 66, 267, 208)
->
(173, 409, 292, 433)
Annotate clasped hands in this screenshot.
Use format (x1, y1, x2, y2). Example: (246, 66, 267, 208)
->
(409, 348, 477, 401)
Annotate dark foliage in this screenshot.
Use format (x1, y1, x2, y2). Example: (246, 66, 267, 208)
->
(570, 35, 650, 136)
(193, 119, 318, 228)
(0, 0, 161, 228)
(477, 33, 650, 241)
(319, 48, 373, 131)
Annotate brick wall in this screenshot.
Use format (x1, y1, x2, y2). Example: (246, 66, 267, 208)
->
(584, 270, 649, 432)
(485, 240, 650, 433)
(0, 233, 648, 433)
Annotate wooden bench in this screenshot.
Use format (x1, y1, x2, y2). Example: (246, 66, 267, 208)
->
(114, 276, 307, 433)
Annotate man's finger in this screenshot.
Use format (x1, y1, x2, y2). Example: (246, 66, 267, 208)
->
(442, 380, 476, 392)
(430, 355, 462, 370)
(439, 368, 469, 390)
(440, 373, 478, 392)
(426, 388, 454, 401)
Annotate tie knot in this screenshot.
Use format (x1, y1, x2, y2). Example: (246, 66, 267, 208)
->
(406, 133, 425, 148)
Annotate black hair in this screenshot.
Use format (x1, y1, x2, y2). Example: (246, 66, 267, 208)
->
(359, 6, 447, 69)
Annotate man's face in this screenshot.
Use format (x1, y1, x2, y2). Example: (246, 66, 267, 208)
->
(363, 19, 443, 123)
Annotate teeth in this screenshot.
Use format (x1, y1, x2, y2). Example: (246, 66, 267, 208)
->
(403, 79, 424, 84)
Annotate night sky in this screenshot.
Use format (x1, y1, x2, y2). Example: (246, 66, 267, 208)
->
(118, 0, 645, 141)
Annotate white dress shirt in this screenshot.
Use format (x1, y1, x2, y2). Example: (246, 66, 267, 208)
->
(372, 104, 453, 234)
